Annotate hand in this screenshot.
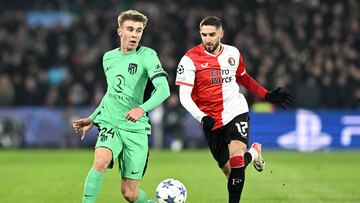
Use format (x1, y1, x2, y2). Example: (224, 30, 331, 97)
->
(201, 116, 215, 130)
(73, 117, 93, 140)
(265, 87, 294, 109)
(125, 107, 145, 123)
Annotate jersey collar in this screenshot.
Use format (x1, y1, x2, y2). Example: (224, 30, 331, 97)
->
(118, 45, 141, 55)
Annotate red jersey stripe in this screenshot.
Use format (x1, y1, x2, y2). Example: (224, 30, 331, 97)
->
(175, 81, 194, 86)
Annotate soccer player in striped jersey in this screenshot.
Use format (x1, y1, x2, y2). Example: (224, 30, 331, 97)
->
(73, 10, 169, 203)
(175, 16, 293, 203)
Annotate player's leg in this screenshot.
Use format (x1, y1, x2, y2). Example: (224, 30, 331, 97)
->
(227, 140, 247, 203)
(227, 143, 265, 174)
(119, 130, 150, 203)
(221, 150, 253, 178)
(121, 178, 149, 202)
(249, 142, 265, 172)
(83, 124, 122, 203)
(224, 113, 252, 203)
(203, 127, 230, 177)
(221, 162, 231, 178)
(82, 147, 112, 203)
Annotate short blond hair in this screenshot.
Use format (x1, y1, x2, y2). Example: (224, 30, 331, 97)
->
(117, 10, 148, 28)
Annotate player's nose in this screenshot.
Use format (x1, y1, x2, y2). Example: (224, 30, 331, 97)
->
(130, 32, 138, 38)
(204, 37, 212, 44)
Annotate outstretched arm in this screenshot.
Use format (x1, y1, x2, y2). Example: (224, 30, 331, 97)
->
(179, 85, 206, 122)
(179, 85, 214, 129)
(265, 87, 293, 109)
(236, 72, 268, 99)
(235, 52, 293, 108)
(73, 117, 93, 140)
(89, 92, 107, 121)
(236, 73, 293, 109)
(89, 53, 109, 121)
(126, 76, 170, 122)
(140, 76, 170, 112)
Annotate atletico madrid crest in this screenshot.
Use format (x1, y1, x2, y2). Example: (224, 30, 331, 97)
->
(128, 63, 138, 75)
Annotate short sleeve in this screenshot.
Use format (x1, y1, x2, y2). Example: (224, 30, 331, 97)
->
(236, 53, 247, 77)
(102, 52, 110, 72)
(143, 50, 168, 80)
(175, 55, 196, 86)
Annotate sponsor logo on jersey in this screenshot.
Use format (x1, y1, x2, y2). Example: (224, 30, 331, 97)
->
(210, 69, 233, 84)
(200, 63, 208, 68)
(228, 57, 235, 66)
(210, 69, 229, 76)
(113, 74, 125, 93)
(109, 93, 137, 103)
(128, 63, 138, 75)
(211, 77, 233, 84)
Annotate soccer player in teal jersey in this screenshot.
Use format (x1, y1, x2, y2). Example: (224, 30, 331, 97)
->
(73, 10, 170, 203)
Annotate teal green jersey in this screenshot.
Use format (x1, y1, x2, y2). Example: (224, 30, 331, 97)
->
(89, 46, 170, 133)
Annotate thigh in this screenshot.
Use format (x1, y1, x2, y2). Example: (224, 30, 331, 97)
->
(203, 128, 229, 169)
(93, 147, 113, 169)
(119, 130, 149, 180)
(94, 123, 123, 169)
(228, 140, 247, 157)
(224, 113, 250, 146)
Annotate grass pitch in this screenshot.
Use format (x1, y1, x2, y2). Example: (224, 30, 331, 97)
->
(0, 149, 359, 203)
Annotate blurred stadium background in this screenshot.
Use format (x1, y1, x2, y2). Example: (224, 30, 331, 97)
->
(0, 0, 359, 202)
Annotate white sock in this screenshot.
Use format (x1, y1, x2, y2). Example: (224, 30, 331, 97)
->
(248, 147, 259, 162)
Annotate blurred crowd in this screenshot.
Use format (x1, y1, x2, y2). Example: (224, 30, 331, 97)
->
(0, 0, 359, 109)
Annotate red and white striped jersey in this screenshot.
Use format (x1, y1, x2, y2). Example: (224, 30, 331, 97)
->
(175, 44, 249, 129)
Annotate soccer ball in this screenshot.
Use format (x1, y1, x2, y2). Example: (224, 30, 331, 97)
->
(156, 178, 187, 203)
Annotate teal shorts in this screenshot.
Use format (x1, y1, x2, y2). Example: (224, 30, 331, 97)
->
(94, 122, 149, 180)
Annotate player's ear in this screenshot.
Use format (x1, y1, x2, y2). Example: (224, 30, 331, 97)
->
(117, 27, 122, 37)
(220, 29, 224, 39)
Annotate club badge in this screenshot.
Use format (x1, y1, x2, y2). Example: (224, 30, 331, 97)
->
(228, 57, 235, 66)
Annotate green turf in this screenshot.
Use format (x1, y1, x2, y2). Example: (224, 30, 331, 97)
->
(0, 149, 359, 203)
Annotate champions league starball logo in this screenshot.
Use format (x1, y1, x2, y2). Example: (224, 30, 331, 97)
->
(177, 65, 184, 74)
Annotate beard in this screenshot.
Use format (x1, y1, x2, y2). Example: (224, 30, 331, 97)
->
(204, 41, 220, 53)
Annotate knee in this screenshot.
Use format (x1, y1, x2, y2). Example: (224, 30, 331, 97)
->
(229, 140, 247, 157)
(93, 157, 111, 172)
(121, 188, 138, 202)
